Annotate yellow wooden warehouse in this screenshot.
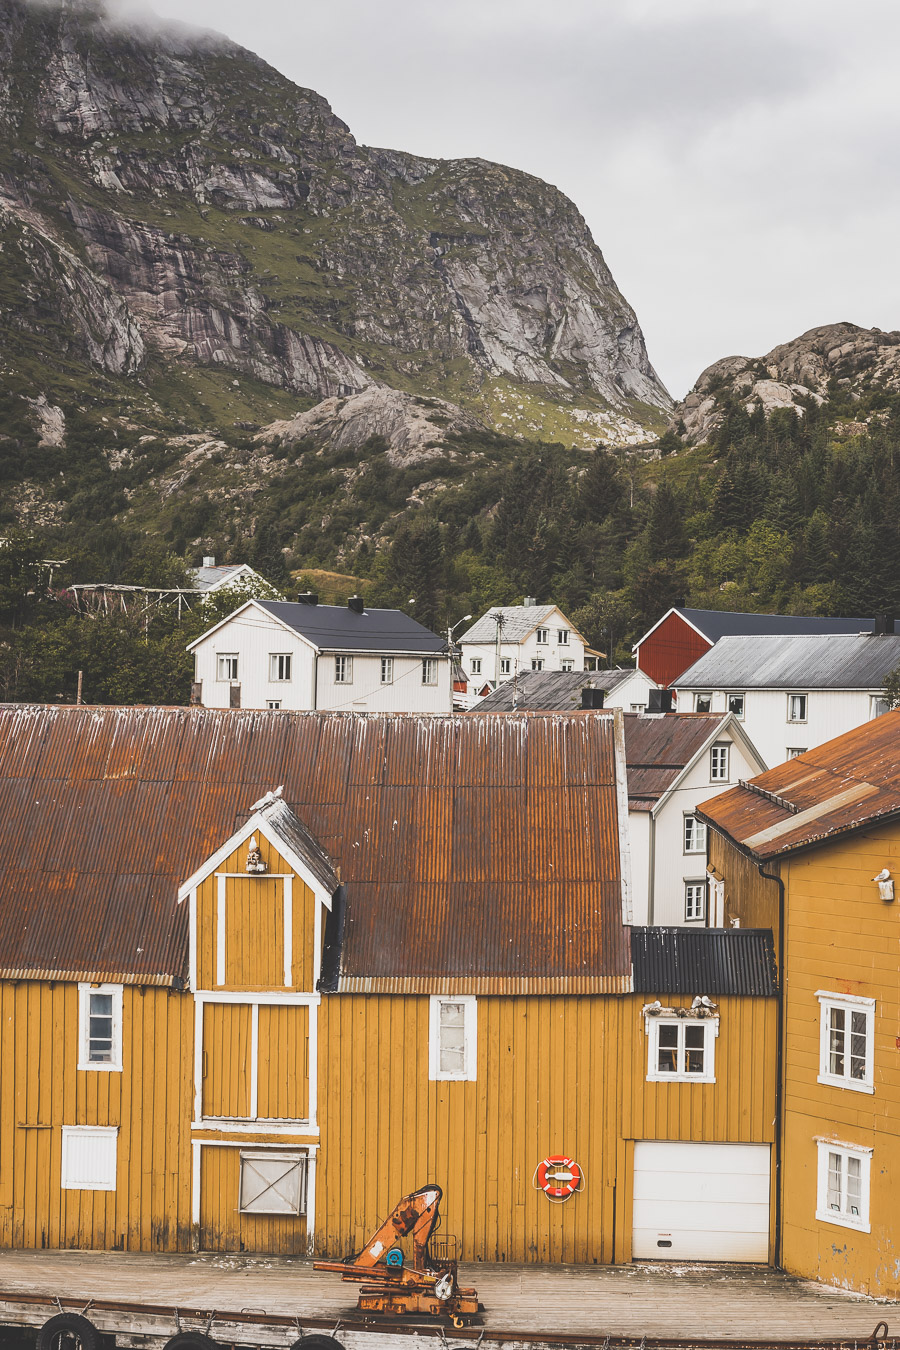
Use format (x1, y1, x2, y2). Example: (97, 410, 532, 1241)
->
(700, 709, 900, 1300)
(0, 705, 777, 1267)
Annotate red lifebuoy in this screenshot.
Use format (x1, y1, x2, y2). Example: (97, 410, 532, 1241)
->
(536, 1155, 582, 1199)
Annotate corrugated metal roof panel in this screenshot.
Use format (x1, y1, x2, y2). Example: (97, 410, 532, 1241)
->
(473, 669, 633, 712)
(631, 927, 777, 996)
(0, 706, 631, 987)
(699, 709, 900, 858)
(677, 633, 900, 690)
(459, 604, 558, 644)
(674, 608, 874, 644)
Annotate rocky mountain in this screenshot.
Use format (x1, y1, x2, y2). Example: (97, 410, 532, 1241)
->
(673, 322, 900, 444)
(0, 0, 670, 457)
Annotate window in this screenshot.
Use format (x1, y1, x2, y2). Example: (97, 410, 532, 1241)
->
(787, 747, 807, 759)
(334, 656, 352, 684)
(685, 881, 706, 921)
(78, 983, 123, 1071)
(381, 657, 393, 684)
(561, 660, 574, 672)
(61, 1126, 118, 1190)
(217, 653, 238, 681)
(239, 1151, 307, 1215)
(558, 629, 569, 644)
(683, 815, 707, 853)
(266, 700, 282, 710)
(535, 628, 548, 644)
(646, 1015, 717, 1082)
(727, 692, 745, 717)
(499, 658, 511, 675)
(470, 658, 482, 675)
(816, 1141, 871, 1232)
(422, 658, 438, 685)
(695, 692, 712, 713)
(531, 659, 544, 671)
(870, 695, 890, 719)
(817, 993, 874, 1092)
(429, 995, 477, 1081)
(269, 653, 292, 682)
(710, 743, 730, 782)
(788, 693, 807, 722)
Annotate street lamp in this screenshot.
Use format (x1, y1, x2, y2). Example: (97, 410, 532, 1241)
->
(447, 614, 473, 648)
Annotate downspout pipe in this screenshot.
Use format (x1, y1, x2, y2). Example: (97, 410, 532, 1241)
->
(758, 861, 786, 1271)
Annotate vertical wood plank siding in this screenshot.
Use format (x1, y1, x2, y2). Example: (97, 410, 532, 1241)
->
(710, 832, 782, 953)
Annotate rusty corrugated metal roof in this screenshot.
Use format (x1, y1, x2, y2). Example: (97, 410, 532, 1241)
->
(698, 709, 900, 859)
(631, 927, 777, 996)
(0, 706, 632, 989)
(622, 713, 729, 810)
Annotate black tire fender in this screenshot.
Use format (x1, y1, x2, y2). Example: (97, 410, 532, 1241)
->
(289, 1337, 346, 1350)
(163, 1334, 222, 1350)
(36, 1313, 101, 1350)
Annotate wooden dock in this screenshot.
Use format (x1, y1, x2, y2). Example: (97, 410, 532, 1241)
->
(0, 1250, 898, 1345)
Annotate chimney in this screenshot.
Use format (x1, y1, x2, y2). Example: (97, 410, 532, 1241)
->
(297, 592, 319, 605)
(581, 686, 606, 710)
(873, 613, 895, 635)
(202, 555, 215, 568)
(647, 688, 674, 714)
(347, 595, 365, 614)
(523, 595, 537, 607)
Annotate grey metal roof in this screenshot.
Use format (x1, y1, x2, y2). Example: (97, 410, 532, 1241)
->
(472, 669, 632, 712)
(673, 607, 875, 644)
(676, 633, 900, 690)
(189, 564, 252, 591)
(460, 604, 559, 644)
(631, 927, 778, 996)
(256, 600, 447, 654)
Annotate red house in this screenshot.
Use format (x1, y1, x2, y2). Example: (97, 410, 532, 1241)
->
(634, 607, 876, 688)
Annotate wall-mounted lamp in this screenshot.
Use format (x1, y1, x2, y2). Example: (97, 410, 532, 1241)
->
(873, 868, 894, 901)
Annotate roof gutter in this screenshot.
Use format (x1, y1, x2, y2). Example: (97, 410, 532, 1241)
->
(757, 859, 786, 1272)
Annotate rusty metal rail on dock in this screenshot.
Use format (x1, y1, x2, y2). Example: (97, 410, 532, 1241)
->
(0, 1288, 895, 1350)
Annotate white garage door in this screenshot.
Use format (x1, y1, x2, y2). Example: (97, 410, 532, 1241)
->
(633, 1141, 770, 1262)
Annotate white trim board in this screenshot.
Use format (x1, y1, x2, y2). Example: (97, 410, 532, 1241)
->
(177, 809, 333, 909)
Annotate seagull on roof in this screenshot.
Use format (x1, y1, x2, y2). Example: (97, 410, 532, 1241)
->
(692, 994, 718, 1011)
(642, 1000, 663, 1015)
(251, 785, 284, 812)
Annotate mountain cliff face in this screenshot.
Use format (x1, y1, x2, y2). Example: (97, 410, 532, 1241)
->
(0, 0, 670, 449)
(673, 323, 900, 444)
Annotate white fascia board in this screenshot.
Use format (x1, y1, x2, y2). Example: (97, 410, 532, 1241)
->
(724, 714, 768, 774)
(177, 810, 333, 909)
(319, 646, 448, 657)
(186, 599, 318, 654)
(205, 565, 259, 593)
(632, 607, 713, 655)
(649, 714, 733, 818)
(612, 707, 633, 926)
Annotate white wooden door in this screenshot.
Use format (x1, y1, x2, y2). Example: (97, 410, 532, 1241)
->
(632, 1141, 770, 1262)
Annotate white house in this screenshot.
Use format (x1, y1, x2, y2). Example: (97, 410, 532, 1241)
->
(674, 630, 900, 770)
(624, 712, 766, 927)
(188, 596, 451, 712)
(189, 557, 271, 595)
(458, 600, 601, 691)
(471, 667, 658, 713)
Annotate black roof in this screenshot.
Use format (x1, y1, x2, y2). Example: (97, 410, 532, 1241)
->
(256, 600, 446, 654)
(677, 607, 875, 644)
(631, 927, 777, 996)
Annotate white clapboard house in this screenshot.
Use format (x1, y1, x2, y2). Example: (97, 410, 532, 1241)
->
(459, 600, 602, 695)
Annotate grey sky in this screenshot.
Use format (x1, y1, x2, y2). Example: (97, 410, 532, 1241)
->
(121, 0, 900, 398)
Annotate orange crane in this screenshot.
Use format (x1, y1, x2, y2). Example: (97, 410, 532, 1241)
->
(313, 1184, 480, 1327)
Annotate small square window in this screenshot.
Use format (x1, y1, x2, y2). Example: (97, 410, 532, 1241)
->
(816, 1141, 871, 1232)
(710, 743, 730, 782)
(334, 656, 353, 684)
(727, 692, 745, 717)
(61, 1126, 118, 1190)
(817, 993, 874, 1093)
(685, 881, 706, 921)
(531, 659, 544, 671)
(561, 660, 574, 672)
(381, 657, 393, 684)
(217, 653, 238, 682)
(558, 629, 569, 644)
(646, 1015, 717, 1082)
(269, 653, 292, 682)
(422, 658, 438, 685)
(470, 658, 482, 675)
(429, 995, 477, 1081)
(239, 1151, 307, 1215)
(536, 628, 548, 644)
(78, 983, 123, 1071)
(499, 658, 511, 675)
(684, 815, 707, 853)
(695, 692, 712, 713)
(266, 700, 282, 710)
(788, 693, 807, 722)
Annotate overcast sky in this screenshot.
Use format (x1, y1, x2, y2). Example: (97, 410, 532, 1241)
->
(123, 0, 899, 397)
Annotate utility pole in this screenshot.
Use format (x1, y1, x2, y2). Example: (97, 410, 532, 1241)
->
(76, 670, 83, 705)
(494, 612, 505, 685)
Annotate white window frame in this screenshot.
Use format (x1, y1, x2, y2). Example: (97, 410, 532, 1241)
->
(381, 657, 393, 684)
(561, 660, 574, 672)
(816, 1139, 872, 1233)
(710, 743, 730, 782)
(817, 992, 875, 1093)
(470, 658, 482, 675)
(531, 658, 544, 671)
(684, 881, 707, 922)
(77, 983, 123, 1072)
(266, 700, 282, 710)
(268, 652, 292, 682)
(334, 655, 353, 684)
(422, 658, 438, 686)
(645, 1015, 718, 1083)
(557, 629, 569, 645)
(535, 628, 549, 644)
(694, 692, 712, 713)
(870, 695, 890, 719)
(683, 814, 707, 854)
(727, 692, 745, 718)
(499, 657, 511, 675)
(217, 653, 239, 682)
(787, 747, 807, 760)
(788, 692, 808, 723)
(238, 1149, 307, 1216)
(61, 1126, 118, 1191)
(428, 995, 477, 1081)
